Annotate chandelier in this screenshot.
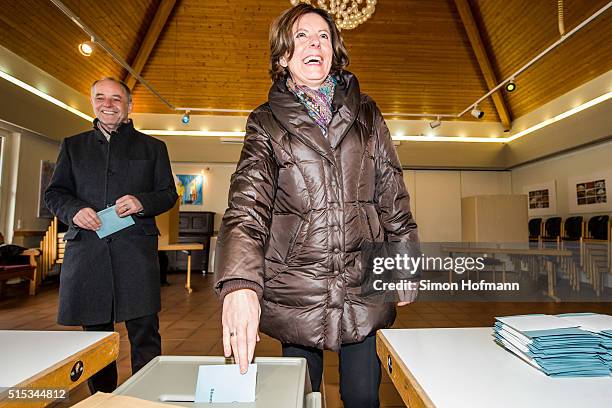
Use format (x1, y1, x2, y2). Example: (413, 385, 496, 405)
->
(290, 0, 377, 30)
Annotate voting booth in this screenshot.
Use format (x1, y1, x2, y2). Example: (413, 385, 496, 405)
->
(112, 356, 322, 408)
(156, 198, 180, 246)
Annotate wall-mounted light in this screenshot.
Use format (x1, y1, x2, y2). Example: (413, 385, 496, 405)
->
(181, 111, 190, 125)
(470, 105, 484, 119)
(78, 39, 95, 57)
(429, 116, 442, 129)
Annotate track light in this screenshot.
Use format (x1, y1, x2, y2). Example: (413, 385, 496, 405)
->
(429, 116, 441, 129)
(181, 111, 190, 125)
(78, 40, 94, 57)
(505, 78, 516, 92)
(470, 105, 484, 119)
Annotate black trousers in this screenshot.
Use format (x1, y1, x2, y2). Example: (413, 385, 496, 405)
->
(282, 333, 381, 408)
(83, 313, 161, 394)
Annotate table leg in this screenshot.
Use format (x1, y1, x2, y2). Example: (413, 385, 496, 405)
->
(185, 250, 193, 294)
(546, 260, 560, 302)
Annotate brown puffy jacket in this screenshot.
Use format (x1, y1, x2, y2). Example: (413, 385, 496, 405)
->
(215, 71, 418, 351)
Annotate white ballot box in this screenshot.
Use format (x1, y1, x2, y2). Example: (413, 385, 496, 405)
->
(113, 356, 322, 408)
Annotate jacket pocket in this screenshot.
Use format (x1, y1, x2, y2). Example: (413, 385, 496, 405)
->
(140, 224, 160, 236)
(285, 218, 305, 263)
(363, 204, 383, 241)
(263, 259, 288, 283)
(62, 228, 80, 241)
(266, 214, 304, 263)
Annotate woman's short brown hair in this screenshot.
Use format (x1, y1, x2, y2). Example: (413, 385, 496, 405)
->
(269, 4, 349, 82)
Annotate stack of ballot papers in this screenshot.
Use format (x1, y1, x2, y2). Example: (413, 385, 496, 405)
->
(557, 313, 612, 372)
(493, 313, 612, 377)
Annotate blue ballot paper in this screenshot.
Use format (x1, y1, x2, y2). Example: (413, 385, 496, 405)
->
(95, 205, 135, 238)
(493, 313, 612, 377)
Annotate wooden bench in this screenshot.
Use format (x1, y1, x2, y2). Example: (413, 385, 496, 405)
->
(0, 248, 40, 296)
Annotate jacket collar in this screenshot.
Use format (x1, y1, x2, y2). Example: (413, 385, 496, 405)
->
(93, 118, 134, 142)
(268, 71, 361, 163)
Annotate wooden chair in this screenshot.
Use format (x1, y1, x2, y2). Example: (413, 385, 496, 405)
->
(539, 217, 562, 249)
(528, 218, 543, 246)
(581, 215, 611, 296)
(0, 248, 40, 296)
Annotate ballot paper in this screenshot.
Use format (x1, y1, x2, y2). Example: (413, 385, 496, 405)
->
(493, 314, 611, 377)
(95, 205, 135, 238)
(557, 313, 612, 370)
(557, 312, 612, 333)
(194, 364, 257, 403)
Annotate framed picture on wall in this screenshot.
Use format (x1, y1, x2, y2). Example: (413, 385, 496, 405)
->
(37, 160, 55, 218)
(568, 172, 612, 213)
(176, 174, 204, 206)
(523, 181, 557, 217)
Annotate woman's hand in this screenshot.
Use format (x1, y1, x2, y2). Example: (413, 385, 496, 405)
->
(222, 289, 261, 374)
(397, 288, 418, 307)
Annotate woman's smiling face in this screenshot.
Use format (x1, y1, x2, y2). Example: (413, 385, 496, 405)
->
(284, 12, 333, 89)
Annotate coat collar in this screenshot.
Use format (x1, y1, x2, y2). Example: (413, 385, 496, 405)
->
(93, 118, 134, 143)
(268, 71, 361, 163)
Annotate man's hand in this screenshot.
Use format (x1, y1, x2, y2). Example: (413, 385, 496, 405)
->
(73, 207, 101, 231)
(115, 195, 143, 217)
(222, 289, 261, 374)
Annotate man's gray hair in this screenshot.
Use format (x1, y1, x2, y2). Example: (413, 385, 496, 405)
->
(90, 77, 132, 104)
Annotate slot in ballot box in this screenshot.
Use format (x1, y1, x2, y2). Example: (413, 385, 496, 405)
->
(113, 356, 322, 408)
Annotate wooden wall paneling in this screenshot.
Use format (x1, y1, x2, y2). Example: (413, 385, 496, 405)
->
(470, 0, 612, 119)
(0, 0, 608, 123)
(124, 0, 177, 90)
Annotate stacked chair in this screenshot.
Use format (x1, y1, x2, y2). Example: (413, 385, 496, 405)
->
(528, 218, 543, 247)
(539, 217, 562, 249)
(582, 215, 610, 296)
(39, 217, 67, 282)
(560, 216, 584, 291)
(526, 215, 610, 296)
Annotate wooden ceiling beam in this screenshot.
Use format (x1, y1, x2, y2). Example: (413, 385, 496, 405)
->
(454, 0, 512, 130)
(124, 0, 176, 91)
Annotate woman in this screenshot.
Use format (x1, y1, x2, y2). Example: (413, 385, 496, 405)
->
(215, 4, 418, 407)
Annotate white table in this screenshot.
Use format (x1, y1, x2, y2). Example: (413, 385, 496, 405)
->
(158, 243, 204, 293)
(0, 330, 119, 407)
(377, 328, 612, 408)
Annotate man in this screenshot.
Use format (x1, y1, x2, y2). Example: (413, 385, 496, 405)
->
(45, 77, 178, 393)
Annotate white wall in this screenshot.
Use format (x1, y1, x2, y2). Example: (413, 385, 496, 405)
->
(511, 140, 612, 219)
(168, 162, 512, 242)
(14, 132, 60, 231)
(403, 170, 512, 242)
(0, 121, 59, 245)
(170, 163, 236, 232)
(0, 128, 19, 243)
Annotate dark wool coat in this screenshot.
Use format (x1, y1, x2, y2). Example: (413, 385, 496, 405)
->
(215, 72, 419, 351)
(45, 120, 178, 325)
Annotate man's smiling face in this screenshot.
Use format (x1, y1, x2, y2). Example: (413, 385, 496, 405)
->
(91, 79, 132, 132)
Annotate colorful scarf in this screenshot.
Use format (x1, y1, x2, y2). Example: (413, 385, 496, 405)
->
(286, 75, 336, 136)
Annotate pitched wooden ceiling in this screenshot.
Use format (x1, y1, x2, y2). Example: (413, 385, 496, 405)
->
(0, 0, 610, 126)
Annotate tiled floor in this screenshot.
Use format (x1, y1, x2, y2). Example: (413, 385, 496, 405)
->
(1, 273, 611, 407)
